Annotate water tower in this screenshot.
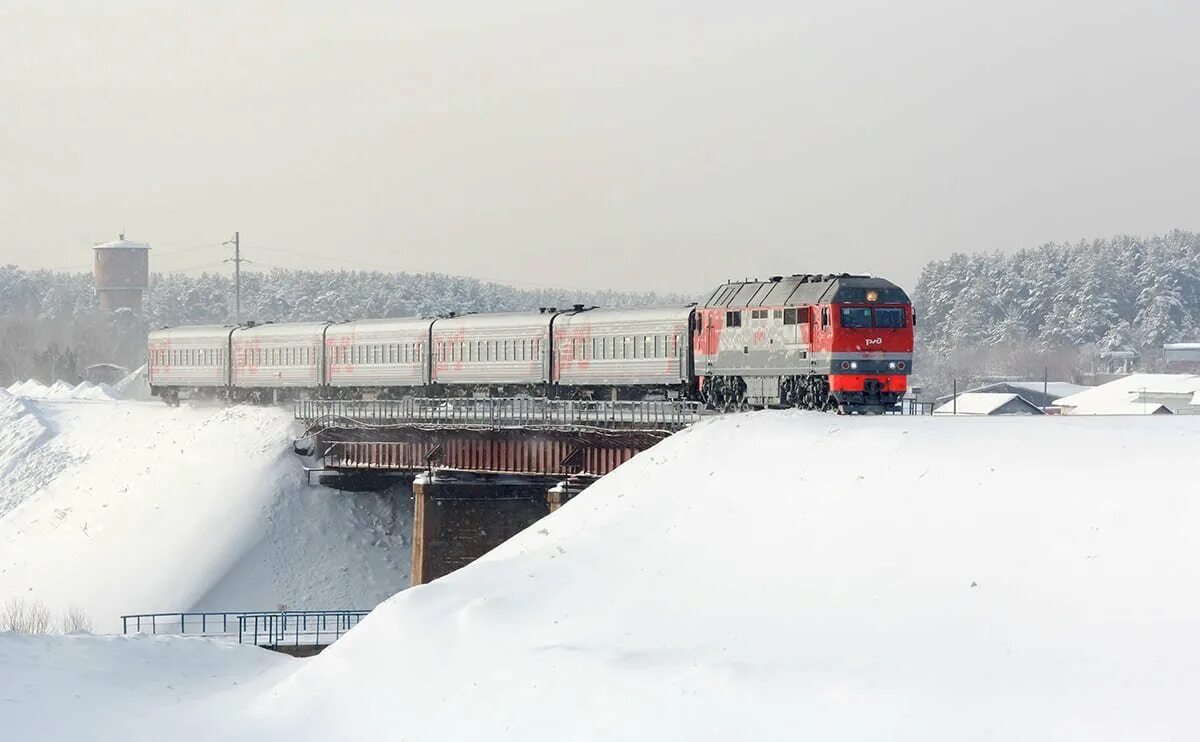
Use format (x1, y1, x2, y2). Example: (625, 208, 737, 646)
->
(93, 234, 151, 311)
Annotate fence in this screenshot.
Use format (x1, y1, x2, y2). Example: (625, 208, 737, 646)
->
(120, 610, 369, 647)
(238, 611, 368, 648)
(295, 397, 703, 431)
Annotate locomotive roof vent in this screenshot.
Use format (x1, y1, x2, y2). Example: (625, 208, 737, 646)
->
(573, 303, 585, 311)
(769, 275, 782, 282)
(549, 307, 558, 313)
(246, 320, 257, 327)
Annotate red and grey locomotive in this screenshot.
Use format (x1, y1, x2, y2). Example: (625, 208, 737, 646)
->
(148, 273, 912, 413)
(695, 274, 912, 412)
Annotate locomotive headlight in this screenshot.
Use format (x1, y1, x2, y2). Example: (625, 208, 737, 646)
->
(850, 361, 858, 370)
(888, 362, 897, 370)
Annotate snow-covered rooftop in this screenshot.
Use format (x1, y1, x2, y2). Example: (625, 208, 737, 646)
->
(933, 392, 1042, 415)
(93, 238, 151, 250)
(1001, 380, 1091, 399)
(935, 381, 1091, 406)
(1056, 400, 1173, 416)
(1055, 373, 1200, 414)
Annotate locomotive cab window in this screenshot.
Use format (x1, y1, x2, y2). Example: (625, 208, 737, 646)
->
(726, 310, 742, 327)
(840, 307, 873, 329)
(875, 307, 907, 328)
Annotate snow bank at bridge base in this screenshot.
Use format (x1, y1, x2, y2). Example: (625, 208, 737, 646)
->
(0, 397, 412, 633)
(6, 412, 1200, 741)
(0, 632, 293, 741)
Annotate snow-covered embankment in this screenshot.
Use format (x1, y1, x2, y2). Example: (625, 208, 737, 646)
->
(0, 392, 412, 631)
(5, 411, 1200, 740)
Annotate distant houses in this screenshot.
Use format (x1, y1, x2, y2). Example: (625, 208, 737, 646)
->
(931, 375, 1200, 416)
(1053, 374, 1200, 415)
(933, 392, 1044, 416)
(1164, 344, 1200, 373)
(935, 381, 1090, 410)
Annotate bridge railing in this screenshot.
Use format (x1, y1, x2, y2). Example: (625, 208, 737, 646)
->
(238, 610, 368, 647)
(295, 397, 703, 431)
(121, 611, 243, 637)
(121, 609, 369, 647)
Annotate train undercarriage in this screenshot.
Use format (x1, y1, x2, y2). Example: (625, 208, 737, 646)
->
(154, 374, 901, 414)
(699, 373, 902, 415)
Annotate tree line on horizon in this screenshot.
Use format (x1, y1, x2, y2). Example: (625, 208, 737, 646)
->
(0, 267, 690, 386)
(3, 230, 1199, 393)
(912, 229, 1200, 395)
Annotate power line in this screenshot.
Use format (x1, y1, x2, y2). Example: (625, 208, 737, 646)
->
(152, 242, 224, 258)
(249, 244, 649, 293)
(155, 260, 227, 273)
(223, 232, 242, 323)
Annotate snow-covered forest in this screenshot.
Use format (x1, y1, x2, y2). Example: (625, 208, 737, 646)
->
(913, 230, 1200, 393)
(0, 267, 689, 385)
(5, 230, 1200, 392)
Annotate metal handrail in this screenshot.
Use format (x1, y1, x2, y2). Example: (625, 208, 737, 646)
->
(121, 610, 369, 646)
(294, 397, 703, 430)
(238, 610, 369, 647)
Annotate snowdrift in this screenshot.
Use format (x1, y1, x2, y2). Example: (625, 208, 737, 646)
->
(6, 412, 1200, 740)
(258, 412, 1200, 740)
(0, 390, 53, 515)
(0, 398, 412, 632)
(6, 379, 120, 401)
(0, 632, 293, 741)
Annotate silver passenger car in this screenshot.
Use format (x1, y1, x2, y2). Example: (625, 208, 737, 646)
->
(553, 307, 694, 388)
(148, 325, 237, 390)
(230, 322, 329, 389)
(324, 317, 435, 390)
(430, 312, 554, 388)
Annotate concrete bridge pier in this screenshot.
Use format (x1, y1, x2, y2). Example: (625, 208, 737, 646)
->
(411, 473, 554, 585)
(411, 473, 604, 584)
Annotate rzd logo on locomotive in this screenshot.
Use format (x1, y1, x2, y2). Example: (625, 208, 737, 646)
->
(865, 337, 883, 346)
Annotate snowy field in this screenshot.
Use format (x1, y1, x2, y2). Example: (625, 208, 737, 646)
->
(2, 408, 1199, 739)
(0, 389, 412, 632)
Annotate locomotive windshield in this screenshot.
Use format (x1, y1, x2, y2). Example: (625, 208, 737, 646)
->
(840, 307, 873, 328)
(874, 307, 906, 328)
(840, 306, 907, 329)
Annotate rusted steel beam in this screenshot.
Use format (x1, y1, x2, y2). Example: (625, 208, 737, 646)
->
(320, 428, 658, 476)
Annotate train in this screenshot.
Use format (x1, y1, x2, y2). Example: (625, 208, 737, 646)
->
(147, 274, 914, 413)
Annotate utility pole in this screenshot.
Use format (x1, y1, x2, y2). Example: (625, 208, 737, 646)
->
(224, 231, 242, 323)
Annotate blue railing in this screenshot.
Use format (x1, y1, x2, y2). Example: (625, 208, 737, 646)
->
(120, 609, 369, 647)
(238, 610, 368, 647)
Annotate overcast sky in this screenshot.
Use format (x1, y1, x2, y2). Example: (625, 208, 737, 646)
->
(2, 1, 1198, 294)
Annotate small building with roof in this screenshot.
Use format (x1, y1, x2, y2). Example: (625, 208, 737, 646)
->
(935, 380, 1090, 410)
(1054, 373, 1200, 415)
(934, 392, 1045, 416)
(1164, 343, 1200, 372)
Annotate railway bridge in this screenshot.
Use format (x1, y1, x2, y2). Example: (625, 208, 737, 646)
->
(294, 397, 702, 584)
